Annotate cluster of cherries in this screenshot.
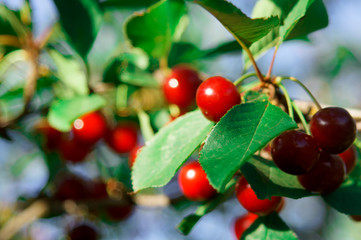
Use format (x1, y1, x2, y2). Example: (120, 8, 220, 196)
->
(271, 107, 357, 194)
(38, 112, 139, 164)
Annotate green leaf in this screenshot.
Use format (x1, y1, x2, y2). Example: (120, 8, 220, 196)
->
(120, 71, 159, 88)
(48, 50, 88, 96)
(124, 0, 188, 59)
(244, 0, 328, 69)
(243, 213, 298, 240)
(243, 91, 269, 103)
(200, 101, 297, 192)
(203, 40, 242, 57)
(177, 179, 236, 235)
(241, 156, 314, 199)
(194, 0, 279, 48)
(53, 0, 103, 58)
(48, 94, 106, 132)
(132, 110, 213, 192)
(99, 0, 160, 9)
(11, 151, 41, 177)
(323, 179, 361, 215)
(0, 5, 27, 37)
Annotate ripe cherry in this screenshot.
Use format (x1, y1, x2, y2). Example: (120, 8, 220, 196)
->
(163, 65, 202, 108)
(234, 213, 258, 240)
(36, 120, 62, 150)
(72, 112, 107, 145)
(128, 145, 143, 168)
(106, 204, 134, 221)
(350, 215, 361, 221)
(178, 161, 216, 201)
(298, 151, 346, 194)
(68, 224, 98, 240)
(59, 138, 91, 163)
(196, 76, 241, 122)
(310, 107, 356, 154)
(271, 130, 320, 175)
(106, 123, 138, 154)
(54, 175, 88, 200)
(235, 177, 282, 216)
(338, 145, 358, 174)
(89, 180, 108, 199)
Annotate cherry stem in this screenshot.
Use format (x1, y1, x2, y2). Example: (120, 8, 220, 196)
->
(266, 46, 279, 79)
(291, 100, 310, 134)
(234, 72, 258, 86)
(278, 84, 294, 119)
(238, 81, 261, 92)
(277, 76, 322, 110)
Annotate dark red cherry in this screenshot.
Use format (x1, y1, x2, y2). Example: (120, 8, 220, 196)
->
(128, 145, 143, 168)
(338, 145, 358, 174)
(235, 177, 282, 216)
(72, 112, 107, 145)
(163, 65, 202, 108)
(68, 224, 98, 240)
(196, 76, 241, 122)
(350, 215, 361, 221)
(106, 204, 133, 221)
(234, 213, 258, 240)
(271, 130, 320, 175)
(59, 138, 91, 163)
(54, 175, 88, 200)
(178, 161, 216, 201)
(310, 107, 356, 154)
(298, 151, 346, 194)
(37, 121, 62, 150)
(106, 123, 138, 154)
(89, 180, 108, 199)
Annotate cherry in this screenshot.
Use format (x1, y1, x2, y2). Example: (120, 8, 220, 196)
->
(106, 204, 134, 221)
(54, 175, 88, 200)
(338, 145, 358, 174)
(68, 224, 98, 240)
(235, 177, 282, 216)
(271, 130, 320, 175)
(178, 161, 216, 201)
(89, 180, 108, 199)
(128, 145, 143, 168)
(59, 138, 91, 163)
(297, 151, 346, 194)
(310, 107, 356, 154)
(72, 112, 107, 145)
(163, 65, 202, 108)
(37, 121, 62, 150)
(196, 76, 241, 122)
(350, 215, 361, 221)
(106, 123, 138, 154)
(234, 213, 258, 240)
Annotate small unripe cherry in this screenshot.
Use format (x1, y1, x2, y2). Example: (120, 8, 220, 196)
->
(196, 76, 241, 122)
(338, 145, 358, 174)
(72, 112, 107, 145)
(298, 151, 346, 194)
(163, 65, 202, 108)
(106, 123, 138, 154)
(234, 213, 258, 240)
(178, 161, 216, 201)
(235, 177, 282, 216)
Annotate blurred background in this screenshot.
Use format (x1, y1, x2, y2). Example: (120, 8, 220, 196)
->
(0, 0, 361, 239)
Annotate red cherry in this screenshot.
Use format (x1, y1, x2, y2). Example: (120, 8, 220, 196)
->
(128, 145, 143, 168)
(72, 112, 107, 145)
(338, 145, 358, 174)
(106, 204, 133, 221)
(37, 121, 62, 150)
(106, 123, 138, 154)
(297, 151, 346, 194)
(89, 180, 108, 199)
(178, 161, 216, 201)
(68, 224, 98, 240)
(234, 213, 258, 240)
(235, 177, 282, 216)
(271, 130, 320, 175)
(59, 138, 91, 163)
(55, 175, 88, 200)
(196, 76, 241, 122)
(350, 215, 361, 221)
(310, 107, 356, 154)
(163, 65, 202, 108)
